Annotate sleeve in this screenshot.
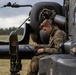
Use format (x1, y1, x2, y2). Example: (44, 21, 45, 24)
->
(44, 30, 67, 54)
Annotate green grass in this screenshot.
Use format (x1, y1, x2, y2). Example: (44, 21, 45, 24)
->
(0, 35, 34, 75)
(0, 35, 22, 41)
(0, 59, 31, 75)
(0, 35, 34, 44)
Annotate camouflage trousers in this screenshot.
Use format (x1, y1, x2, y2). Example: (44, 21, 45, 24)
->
(26, 54, 49, 75)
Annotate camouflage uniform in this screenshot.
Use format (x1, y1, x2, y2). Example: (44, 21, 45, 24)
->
(26, 26, 67, 75)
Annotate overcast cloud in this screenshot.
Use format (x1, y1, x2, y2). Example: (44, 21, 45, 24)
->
(0, 0, 63, 28)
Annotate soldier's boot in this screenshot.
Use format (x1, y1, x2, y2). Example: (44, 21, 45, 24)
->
(27, 71, 38, 75)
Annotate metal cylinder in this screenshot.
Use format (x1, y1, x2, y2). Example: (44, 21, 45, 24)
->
(54, 15, 66, 25)
(0, 45, 36, 59)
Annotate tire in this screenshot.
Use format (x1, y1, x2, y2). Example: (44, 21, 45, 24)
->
(30, 2, 62, 44)
(30, 2, 62, 33)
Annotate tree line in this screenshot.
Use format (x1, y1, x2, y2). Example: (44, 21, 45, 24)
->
(0, 27, 24, 35)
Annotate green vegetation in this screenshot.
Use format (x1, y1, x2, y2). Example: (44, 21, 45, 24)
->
(0, 35, 22, 41)
(0, 59, 31, 75)
(0, 27, 23, 35)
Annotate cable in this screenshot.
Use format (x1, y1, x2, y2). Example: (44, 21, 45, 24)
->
(27, 45, 37, 54)
(15, 16, 30, 32)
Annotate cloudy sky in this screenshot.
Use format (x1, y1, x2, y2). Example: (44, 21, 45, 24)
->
(0, 0, 63, 28)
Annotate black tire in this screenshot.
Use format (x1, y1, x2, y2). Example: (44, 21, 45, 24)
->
(30, 2, 62, 33)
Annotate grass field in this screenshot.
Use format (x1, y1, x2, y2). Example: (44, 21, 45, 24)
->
(0, 35, 34, 75)
(0, 59, 31, 75)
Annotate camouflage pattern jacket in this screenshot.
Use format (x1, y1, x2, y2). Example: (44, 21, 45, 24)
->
(44, 26, 67, 54)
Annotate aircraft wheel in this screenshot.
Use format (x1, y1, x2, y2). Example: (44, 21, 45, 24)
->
(30, 2, 62, 43)
(30, 2, 62, 33)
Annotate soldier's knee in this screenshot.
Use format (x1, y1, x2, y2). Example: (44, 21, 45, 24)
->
(32, 56, 38, 61)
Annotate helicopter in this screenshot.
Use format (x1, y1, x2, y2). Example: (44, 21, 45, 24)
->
(0, 0, 76, 75)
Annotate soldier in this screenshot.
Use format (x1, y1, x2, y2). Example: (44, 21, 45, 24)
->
(26, 19, 67, 75)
